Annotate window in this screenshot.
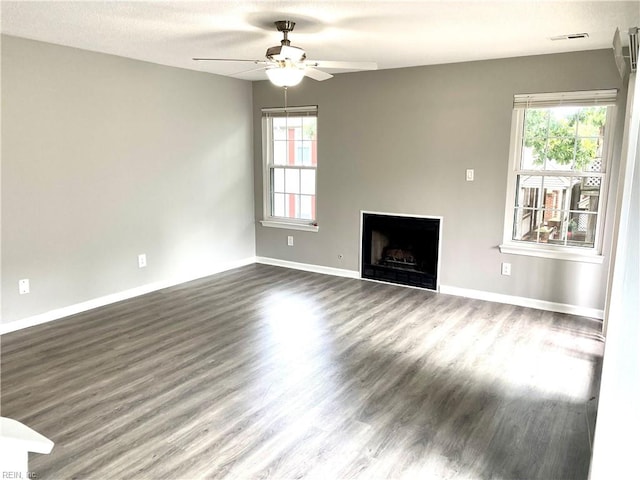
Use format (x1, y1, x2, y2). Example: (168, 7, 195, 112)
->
(500, 90, 617, 263)
(261, 106, 318, 232)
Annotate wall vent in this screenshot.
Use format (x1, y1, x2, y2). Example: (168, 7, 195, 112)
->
(551, 33, 589, 41)
(629, 27, 638, 72)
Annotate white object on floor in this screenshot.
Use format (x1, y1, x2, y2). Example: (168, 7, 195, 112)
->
(0, 417, 54, 477)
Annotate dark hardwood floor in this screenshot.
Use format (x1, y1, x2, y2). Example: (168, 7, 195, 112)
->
(0, 264, 604, 479)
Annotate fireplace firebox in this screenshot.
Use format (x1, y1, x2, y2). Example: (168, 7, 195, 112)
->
(361, 213, 440, 290)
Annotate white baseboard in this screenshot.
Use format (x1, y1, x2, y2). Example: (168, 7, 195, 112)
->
(256, 256, 360, 279)
(1, 256, 603, 335)
(0, 257, 257, 335)
(255, 258, 602, 319)
(440, 284, 604, 320)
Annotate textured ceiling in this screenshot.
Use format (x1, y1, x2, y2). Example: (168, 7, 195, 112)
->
(1, 1, 639, 81)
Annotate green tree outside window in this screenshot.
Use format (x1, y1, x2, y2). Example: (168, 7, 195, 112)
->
(523, 106, 606, 170)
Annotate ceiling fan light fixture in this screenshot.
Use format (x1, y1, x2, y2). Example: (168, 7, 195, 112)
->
(266, 66, 305, 87)
(194, 19, 376, 84)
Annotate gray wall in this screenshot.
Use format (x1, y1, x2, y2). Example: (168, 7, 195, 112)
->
(253, 49, 625, 311)
(1, 35, 255, 324)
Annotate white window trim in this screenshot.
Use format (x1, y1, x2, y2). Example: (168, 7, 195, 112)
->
(499, 242, 604, 264)
(259, 220, 319, 232)
(499, 90, 617, 263)
(261, 105, 319, 231)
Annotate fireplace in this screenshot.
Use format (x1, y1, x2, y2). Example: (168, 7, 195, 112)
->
(361, 212, 441, 290)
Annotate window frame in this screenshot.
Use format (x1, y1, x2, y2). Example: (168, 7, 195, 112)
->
(499, 90, 618, 263)
(260, 105, 319, 232)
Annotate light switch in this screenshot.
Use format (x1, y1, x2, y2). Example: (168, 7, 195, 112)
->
(466, 169, 475, 182)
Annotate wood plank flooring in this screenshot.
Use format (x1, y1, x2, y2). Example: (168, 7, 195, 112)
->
(0, 264, 604, 479)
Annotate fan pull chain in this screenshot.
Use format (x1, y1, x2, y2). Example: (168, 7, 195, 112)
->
(283, 86, 288, 109)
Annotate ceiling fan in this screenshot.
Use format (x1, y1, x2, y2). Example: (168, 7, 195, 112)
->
(193, 20, 378, 87)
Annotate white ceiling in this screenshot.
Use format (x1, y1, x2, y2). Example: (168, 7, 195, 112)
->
(1, 1, 639, 81)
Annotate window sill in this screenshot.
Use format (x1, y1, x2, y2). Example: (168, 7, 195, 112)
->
(260, 220, 319, 232)
(499, 243, 604, 264)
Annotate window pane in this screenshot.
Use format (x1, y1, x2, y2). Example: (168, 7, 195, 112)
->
(567, 211, 597, 247)
(271, 116, 318, 167)
(550, 106, 579, 128)
(304, 142, 313, 165)
(575, 138, 603, 172)
(549, 212, 569, 246)
(534, 209, 555, 243)
(285, 168, 300, 194)
(290, 142, 315, 166)
(513, 201, 599, 247)
(286, 116, 303, 130)
(513, 208, 544, 242)
(303, 117, 317, 140)
(543, 209, 565, 242)
(273, 193, 285, 217)
(513, 207, 567, 244)
(521, 141, 545, 170)
(292, 141, 312, 166)
(300, 169, 315, 195)
(545, 136, 576, 170)
(285, 193, 300, 219)
(522, 109, 548, 169)
(581, 155, 603, 174)
(310, 140, 317, 166)
(512, 177, 601, 240)
(523, 107, 581, 170)
(548, 108, 578, 170)
(300, 195, 314, 220)
(569, 180, 600, 213)
(272, 168, 285, 193)
(582, 175, 602, 191)
(541, 176, 572, 213)
(516, 175, 541, 207)
(524, 109, 549, 140)
(273, 140, 287, 165)
(272, 117, 315, 165)
(576, 106, 606, 137)
(576, 137, 599, 157)
(513, 207, 598, 247)
(273, 118, 287, 140)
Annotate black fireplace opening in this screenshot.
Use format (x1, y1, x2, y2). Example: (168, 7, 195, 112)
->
(361, 213, 440, 290)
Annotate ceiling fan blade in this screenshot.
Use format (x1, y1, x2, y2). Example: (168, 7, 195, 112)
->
(229, 65, 268, 77)
(304, 68, 333, 81)
(193, 58, 267, 64)
(306, 60, 378, 71)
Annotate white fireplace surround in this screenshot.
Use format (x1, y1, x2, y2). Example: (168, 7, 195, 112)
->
(359, 210, 444, 292)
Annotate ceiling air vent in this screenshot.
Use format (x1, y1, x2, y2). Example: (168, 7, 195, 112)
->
(551, 33, 590, 41)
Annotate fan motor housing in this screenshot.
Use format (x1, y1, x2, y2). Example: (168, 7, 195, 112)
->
(266, 44, 306, 62)
(274, 20, 296, 33)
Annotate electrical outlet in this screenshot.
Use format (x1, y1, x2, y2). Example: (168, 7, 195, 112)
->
(501, 262, 512, 276)
(466, 169, 475, 181)
(287, 236, 294, 247)
(19, 279, 30, 295)
(138, 254, 147, 268)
